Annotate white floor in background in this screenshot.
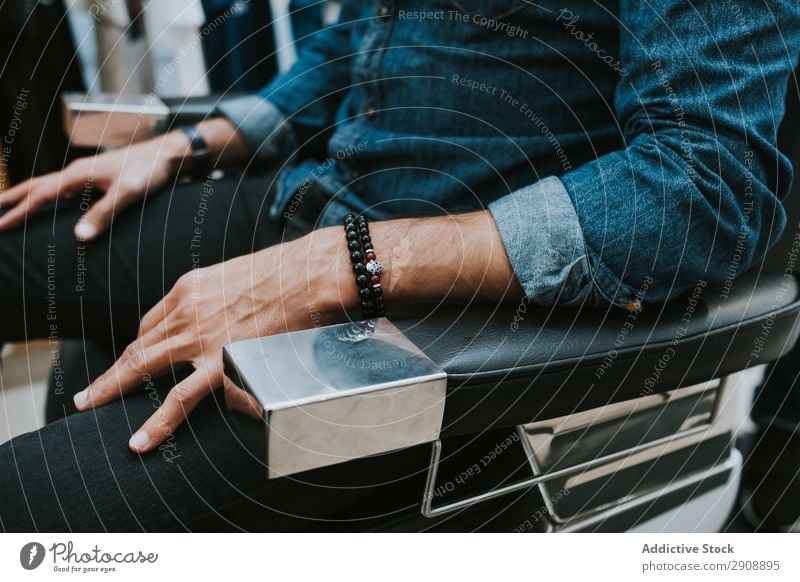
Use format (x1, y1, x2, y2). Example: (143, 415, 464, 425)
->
(0, 342, 50, 444)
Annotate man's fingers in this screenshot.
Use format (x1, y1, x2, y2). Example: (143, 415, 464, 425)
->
(138, 303, 165, 337)
(74, 182, 134, 241)
(223, 375, 263, 421)
(0, 193, 48, 230)
(138, 294, 177, 336)
(138, 271, 196, 337)
(73, 336, 175, 411)
(0, 177, 38, 209)
(129, 369, 218, 453)
(0, 179, 63, 230)
(0, 165, 92, 229)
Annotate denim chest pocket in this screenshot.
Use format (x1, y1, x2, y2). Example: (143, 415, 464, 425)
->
(449, 0, 531, 20)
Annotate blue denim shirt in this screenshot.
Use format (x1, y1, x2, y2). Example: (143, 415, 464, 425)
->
(218, 0, 800, 307)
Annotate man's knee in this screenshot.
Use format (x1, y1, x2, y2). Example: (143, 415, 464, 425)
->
(0, 431, 65, 531)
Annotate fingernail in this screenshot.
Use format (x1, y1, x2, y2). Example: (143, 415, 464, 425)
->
(75, 221, 96, 241)
(129, 431, 150, 452)
(73, 389, 89, 409)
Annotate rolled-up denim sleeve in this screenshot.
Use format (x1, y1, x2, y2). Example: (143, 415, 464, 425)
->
(570, 0, 800, 306)
(494, 0, 800, 308)
(489, 176, 603, 306)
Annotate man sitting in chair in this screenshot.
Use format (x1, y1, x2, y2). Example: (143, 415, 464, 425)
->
(0, 1, 798, 531)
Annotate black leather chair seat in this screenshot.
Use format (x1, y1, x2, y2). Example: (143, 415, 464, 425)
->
(396, 271, 800, 438)
(53, 273, 800, 440)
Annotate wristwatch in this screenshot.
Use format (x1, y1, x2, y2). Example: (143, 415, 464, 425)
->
(177, 125, 211, 179)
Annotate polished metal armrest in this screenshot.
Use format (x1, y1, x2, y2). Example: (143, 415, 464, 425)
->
(223, 271, 800, 479)
(223, 319, 446, 478)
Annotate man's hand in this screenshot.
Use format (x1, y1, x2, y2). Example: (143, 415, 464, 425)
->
(71, 227, 353, 453)
(0, 117, 250, 241)
(69, 210, 520, 454)
(0, 131, 190, 240)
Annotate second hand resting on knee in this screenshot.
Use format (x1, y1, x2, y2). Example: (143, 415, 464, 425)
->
(0, 119, 522, 453)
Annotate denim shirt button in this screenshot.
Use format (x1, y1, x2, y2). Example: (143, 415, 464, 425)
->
(377, 5, 392, 19)
(364, 107, 377, 120)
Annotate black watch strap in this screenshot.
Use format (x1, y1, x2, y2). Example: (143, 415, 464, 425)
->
(178, 125, 211, 178)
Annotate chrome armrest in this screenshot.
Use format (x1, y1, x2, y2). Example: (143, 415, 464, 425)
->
(223, 271, 800, 479)
(223, 319, 446, 478)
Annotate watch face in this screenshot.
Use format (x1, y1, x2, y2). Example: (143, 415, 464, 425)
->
(179, 126, 212, 177)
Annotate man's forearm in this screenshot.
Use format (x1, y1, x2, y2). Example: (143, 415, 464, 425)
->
(297, 211, 524, 322)
(159, 118, 252, 176)
(373, 211, 524, 306)
(167, 122, 527, 317)
(195, 117, 251, 169)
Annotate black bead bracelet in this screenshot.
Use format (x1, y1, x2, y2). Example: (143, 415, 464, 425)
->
(343, 213, 386, 319)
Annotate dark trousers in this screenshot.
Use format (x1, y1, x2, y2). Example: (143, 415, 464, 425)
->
(0, 172, 427, 531)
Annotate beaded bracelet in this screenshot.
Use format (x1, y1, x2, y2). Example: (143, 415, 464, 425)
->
(344, 213, 386, 319)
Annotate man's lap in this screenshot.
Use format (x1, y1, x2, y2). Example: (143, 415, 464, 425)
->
(0, 371, 257, 531)
(0, 368, 431, 531)
(0, 169, 283, 531)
